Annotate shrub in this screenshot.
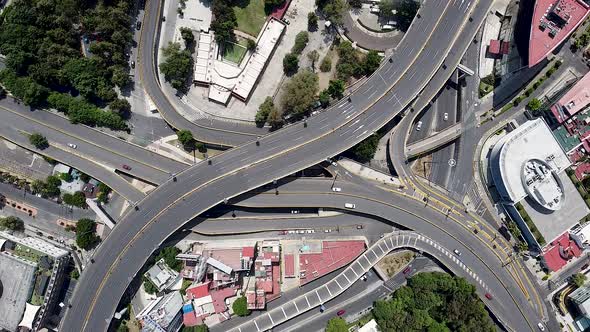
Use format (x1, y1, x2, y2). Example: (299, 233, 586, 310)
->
(232, 296, 251, 316)
(320, 56, 332, 72)
(29, 133, 49, 149)
(292, 31, 310, 55)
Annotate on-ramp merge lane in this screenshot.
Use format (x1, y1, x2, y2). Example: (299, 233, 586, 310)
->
(62, 1, 490, 331)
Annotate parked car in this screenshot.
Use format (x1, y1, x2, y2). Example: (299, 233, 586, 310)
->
(324, 229, 332, 233)
(278, 230, 287, 235)
(416, 121, 423, 131)
(337, 309, 346, 316)
(68, 143, 77, 149)
(122, 164, 132, 170)
(131, 61, 135, 68)
(136, 21, 142, 30)
(344, 203, 356, 209)
(361, 274, 367, 281)
(453, 249, 461, 256)
(485, 293, 493, 300)
(332, 187, 342, 192)
(537, 323, 545, 331)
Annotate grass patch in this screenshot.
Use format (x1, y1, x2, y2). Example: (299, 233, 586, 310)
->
(376, 251, 415, 278)
(233, 0, 267, 37)
(14, 244, 45, 263)
(223, 41, 248, 64)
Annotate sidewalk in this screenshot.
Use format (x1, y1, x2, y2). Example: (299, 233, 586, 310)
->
(338, 158, 403, 188)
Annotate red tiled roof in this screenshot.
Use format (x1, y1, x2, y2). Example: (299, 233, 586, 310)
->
(550, 71, 590, 124)
(186, 282, 210, 300)
(256, 280, 273, 293)
(542, 232, 583, 271)
(284, 254, 295, 277)
(210, 286, 237, 314)
(489, 39, 501, 54)
(270, 0, 292, 20)
(299, 241, 365, 285)
(183, 312, 200, 327)
(242, 246, 255, 257)
(529, 0, 590, 67)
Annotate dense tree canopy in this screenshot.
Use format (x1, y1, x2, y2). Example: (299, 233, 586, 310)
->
(211, 0, 237, 42)
(283, 53, 299, 75)
(76, 218, 100, 250)
(281, 70, 318, 118)
(177, 129, 195, 151)
(0, 0, 134, 129)
(292, 31, 309, 55)
(232, 296, 251, 316)
(572, 273, 587, 287)
(160, 42, 192, 91)
(348, 134, 379, 163)
(156, 246, 182, 271)
(326, 317, 347, 332)
(373, 272, 495, 332)
(0, 216, 25, 232)
(29, 133, 48, 149)
(63, 191, 87, 208)
(255, 97, 276, 127)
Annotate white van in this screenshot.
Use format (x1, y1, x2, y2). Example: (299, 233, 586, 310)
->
(344, 203, 356, 209)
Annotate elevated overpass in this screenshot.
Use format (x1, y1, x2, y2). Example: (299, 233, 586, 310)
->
(405, 122, 462, 158)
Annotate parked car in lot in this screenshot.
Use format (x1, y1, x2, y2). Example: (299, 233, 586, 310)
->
(122, 164, 132, 170)
(337, 309, 346, 316)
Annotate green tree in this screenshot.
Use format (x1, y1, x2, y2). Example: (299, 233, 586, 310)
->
(31, 179, 46, 194)
(44, 175, 62, 198)
(348, 134, 379, 163)
(177, 130, 196, 151)
(319, 89, 330, 107)
(70, 269, 80, 280)
(326, 317, 348, 332)
(109, 98, 131, 119)
(572, 273, 587, 287)
(182, 324, 208, 332)
(363, 50, 382, 74)
(307, 50, 320, 70)
(292, 31, 310, 54)
(336, 41, 360, 80)
(283, 53, 299, 75)
(322, 0, 347, 25)
(308, 12, 319, 31)
(160, 42, 192, 91)
(29, 133, 48, 149)
(349, 0, 362, 8)
(60, 172, 73, 183)
(527, 98, 542, 111)
(180, 27, 195, 46)
(255, 97, 275, 127)
(63, 191, 87, 208)
(75, 218, 100, 250)
(143, 275, 158, 294)
(0, 216, 24, 232)
(111, 66, 131, 88)
(281, 70, 319, 118)
(79, 172, 91, 183)
(247, 39, 257, 51)
(232, 296, 251, 316)
(320, 56, 332, 72)
(156, 246, 182, 271)
(268, 108, 283, 130)
(327, 79, 345, 99)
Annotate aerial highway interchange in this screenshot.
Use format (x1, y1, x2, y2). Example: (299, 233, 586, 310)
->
(3, 0, 584, 330)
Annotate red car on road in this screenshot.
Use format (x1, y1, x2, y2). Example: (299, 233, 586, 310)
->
(402, 266, 412, 275)
(337, 310, 346, 316)
(485, 293, 493, 300)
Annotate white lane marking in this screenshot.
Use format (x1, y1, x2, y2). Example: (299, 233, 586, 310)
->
(254, 320, 260, 331)
(335, 279, 342, 288)
(293, 300, 299, 312)
(325, 285, 332, 296)
(367, 90, 378, 99)
(316, 289, 322, 301)
(268, 313, 274, 325)
(355, 130, 368, 139)
(281, 307, 287, 317)
(305, 296, 311, 307)
(352, 125, 364, 133)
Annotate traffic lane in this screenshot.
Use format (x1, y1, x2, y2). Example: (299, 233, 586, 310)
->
(138, 0, 264, 146)
(434, 73, 458, 132)
(407, 102, 436, 143)
(138, 0, 450, 146)
(0, 104, 177, 185)
(64, 1, 482, 329)
(278, 271, 383, 332)
(0, 125, 145, 202)
(284, 258, 434, 332)
(0, 99, 187, 173)
(430, 141, 456, 188)
(233, 191, 536, 331)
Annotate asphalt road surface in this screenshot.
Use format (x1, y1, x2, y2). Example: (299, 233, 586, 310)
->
(62, 1, 503, 331)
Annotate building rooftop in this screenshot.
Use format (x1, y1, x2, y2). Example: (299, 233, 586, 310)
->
(529, 0, 589, 67)
(490, 119, 571, 203)
(0, 252, 37, 332)
(299, 240, 365, 285)
(551, 71, 590, 124)
(136, 291, 183, 332)
(522, 159, 564, 210)
(144, 259, 181, 292)
(520, 171, 588, 244)
(0, 231, 68, 259)
(542, 232, 583, 271)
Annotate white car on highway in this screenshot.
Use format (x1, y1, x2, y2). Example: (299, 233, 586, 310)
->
(332, 187, 341, 192)
(416, 121, 422, 131)
(443, 113, 448, 121)
(68, 143, 77, 149)
(344, 203, 356, 209)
